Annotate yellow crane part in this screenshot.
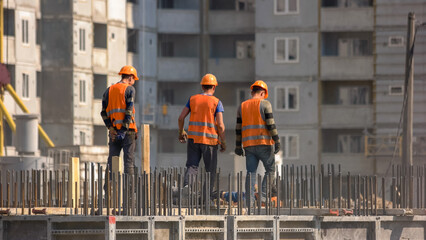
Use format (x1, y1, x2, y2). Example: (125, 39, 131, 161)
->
(0, 98, 16, 132)
(5, 84, 55, 147)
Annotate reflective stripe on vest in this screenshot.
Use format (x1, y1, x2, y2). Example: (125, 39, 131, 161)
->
(106, 82, 138, 132)
(241, 98, 274, 147)
(187, 94, 219, 145)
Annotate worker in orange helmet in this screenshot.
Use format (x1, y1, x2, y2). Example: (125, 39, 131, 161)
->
(101, 65, 139, 178)
(178, 73, 226, 199)
(235, 80, 280, 206)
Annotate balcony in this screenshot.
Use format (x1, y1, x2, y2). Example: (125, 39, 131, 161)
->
(321, 56, 373, 80)
(92, 0, 107, 23)
(321, 153, 373, 175)
(3, 36, 15, 64)
(92, 99, 103, 126)
(157, 9, 199, 34)
(158, 57, 199, 81)
(321, 105, 373, 128)
(92, 48, 107, 74)
(321, 7, 374, 31)
(209, 11, 254, 34)
(208, 58, 254, 82)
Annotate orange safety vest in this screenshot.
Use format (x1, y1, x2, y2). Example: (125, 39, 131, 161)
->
(187, 94, 219, 145)
(241, 98, 273, 147)
(106, 82, 138, 132)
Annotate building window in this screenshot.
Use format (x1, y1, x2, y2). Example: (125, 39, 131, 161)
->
(338, 38, 369, 56)
(389, 85, 404, 96)
(338, 86, 369, 105)
(274, 37, 299, 63)
(22, 73, 29, 99)
(80, 131, 86, 145)
(281, 134, 299, 159)
(275, 86, 299, 111)
(338, 134, 364, 153)
(274, 0, 298, 15)
(236, 0, 255, 11)
(79, 28, 86, 52)
(22, 19, 29, 44)
(388, 36, 404, 47)
(236, 41, 255, 59)
(127, 28, 138, 53)
(79, 79, 86, 103)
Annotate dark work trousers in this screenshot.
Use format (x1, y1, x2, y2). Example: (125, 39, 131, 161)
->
(184, 138, 218, 199)
(104, 130, 136, 192)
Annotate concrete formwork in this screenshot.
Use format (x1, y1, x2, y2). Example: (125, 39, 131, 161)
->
(0, 215, 425, 240)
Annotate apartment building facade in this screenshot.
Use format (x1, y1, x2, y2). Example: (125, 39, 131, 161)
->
(2, 0, 425, 177)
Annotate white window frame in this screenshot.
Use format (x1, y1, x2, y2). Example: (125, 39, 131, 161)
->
(21, 18, 29, 45)
(79, 28, 86, 52)
(389, 85, 404, 96)
(79, 131, 86, 145)
(281, 134, 299, 160)
(274, 37, 299, 63)
(388, 36, 404, 47)
(22, 73, 30, 99)
(79, 79, 87, 104)
(274, 0, 299, 15)
(274, 86, 300, 112)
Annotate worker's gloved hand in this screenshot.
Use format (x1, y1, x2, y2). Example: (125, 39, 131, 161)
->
(116, 130, 126, 141)
(178, 129, 188, 143)
(220, 141, 226, 152)
(274, 142, 281, 154)
(109, 127, 117, 142)
(235, 147, 244, 156)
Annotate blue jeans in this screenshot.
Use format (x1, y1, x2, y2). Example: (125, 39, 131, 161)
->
(245, 145, 275, 203)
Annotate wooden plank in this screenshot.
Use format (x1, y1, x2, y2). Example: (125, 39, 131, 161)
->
(68, 157, 80, 208)
(141, 124, 150, 174)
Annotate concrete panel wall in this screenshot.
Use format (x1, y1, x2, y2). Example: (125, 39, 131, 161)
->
(322, 153, 373, 175)
(93, 0, 107, 23)
(73, 124, 93, 145)
(157, 58, 199, 81)
(73, 0, 92, 17)
(41, 123, 73, 146)
(73, 20, 93, 69)
(137, 0, 157, 29)
(321, 56, 374, 80)
(279, 128, 319, 166)
(41, 20, 72, 67)
(107, 26, 127, 73)
(321, 7, 374, 31)
(255, 32, 318, 78)
(208, 59, 254, 82)
(107, 0, 126, 23)
(93, 48, 107, 73)
(73, 72, 93, 124)
(139, 31, 157, 78)
(15, 65, 38, 113)
(255, 0, 318, 30)
(92, 99, 103, 125)
(209, 11, 254, 34)
(15, 10, 36, 64)
(157, 9, 199, 34)
(321, 105, 374, 128)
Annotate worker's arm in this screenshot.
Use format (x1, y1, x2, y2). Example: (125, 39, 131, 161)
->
(234, 105, 244, 156)
(262, 100, 280, 154)
(178, 107, 190, 143)
(122, 85, 136, 131)
(100, 88, 116, 140)
(216, 112, 226, 152)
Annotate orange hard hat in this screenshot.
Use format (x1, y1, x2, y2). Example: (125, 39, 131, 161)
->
(119, 65, 139, 80)
(200, 74, 218, 86)
(251, 80, 268, 99)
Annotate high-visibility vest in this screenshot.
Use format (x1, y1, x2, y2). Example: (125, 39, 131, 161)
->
(187, 94, 219, 145)
(106, 82, 137, 132)
(241, 98, 273, 147)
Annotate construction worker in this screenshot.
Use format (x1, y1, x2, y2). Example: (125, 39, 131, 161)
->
(101, 65, 139, 177)
(235, 80, 280, 205)
(178, 73, 226, 198)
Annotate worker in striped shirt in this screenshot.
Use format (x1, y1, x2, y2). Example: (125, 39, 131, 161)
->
(235, 80, 280, 205)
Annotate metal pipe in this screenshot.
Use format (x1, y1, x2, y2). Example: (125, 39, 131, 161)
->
(4, 84, 54, 147)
